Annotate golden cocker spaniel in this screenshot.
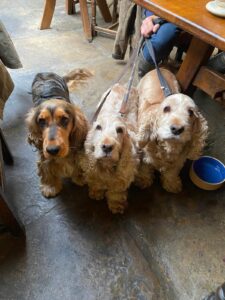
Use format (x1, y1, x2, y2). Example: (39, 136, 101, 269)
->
(81, 84, 139, 214)
(136, 68, 208, 193)
(26, 70, 90, 198)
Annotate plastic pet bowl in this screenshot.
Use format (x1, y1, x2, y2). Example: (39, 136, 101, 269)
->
(190, 156, 225, 190)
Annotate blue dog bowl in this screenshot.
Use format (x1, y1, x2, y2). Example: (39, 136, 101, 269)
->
(190, 156, 225, 190)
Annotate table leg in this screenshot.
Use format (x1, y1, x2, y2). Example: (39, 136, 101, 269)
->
(79, 0, 93, 41)
(40, 0, 57, 30)
(177, 37, 214, 92)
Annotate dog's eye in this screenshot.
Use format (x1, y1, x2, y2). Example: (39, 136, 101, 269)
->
(116, 127, 123, 134)
(188, 109, 194, 117)
(38, 118, 46, 128)
(163, 106, 171, 113)
(96, 125, 102, 130)
(60, 116, 69, 127)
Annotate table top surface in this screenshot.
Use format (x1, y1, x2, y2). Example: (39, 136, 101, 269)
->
(134, 0, 225, 51)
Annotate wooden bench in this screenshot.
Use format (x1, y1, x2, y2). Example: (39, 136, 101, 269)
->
(193, 66, 225, 99)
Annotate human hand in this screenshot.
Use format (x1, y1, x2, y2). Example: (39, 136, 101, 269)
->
(141, 16, 160, 38)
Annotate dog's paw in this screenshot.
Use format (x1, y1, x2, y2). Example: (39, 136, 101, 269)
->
(162, 176, 182, 193)
(89, 189, 104, 201)
(107, 200, 128, 214)
(41, 184, 62, 198)
(134, 176, 153, 189)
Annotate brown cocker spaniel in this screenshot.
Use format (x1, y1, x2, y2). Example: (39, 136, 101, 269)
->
(26, 70, 90, 197)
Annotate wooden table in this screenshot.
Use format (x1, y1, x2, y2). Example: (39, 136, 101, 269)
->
(133, 0, 225, 92)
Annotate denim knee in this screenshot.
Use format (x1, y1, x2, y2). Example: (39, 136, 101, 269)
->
(142, 23, 181, 64)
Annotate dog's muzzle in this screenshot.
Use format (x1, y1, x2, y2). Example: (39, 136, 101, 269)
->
(46, 145, 60, 155)
(101, 144, 113, 155)
(170, 125, 185, 136)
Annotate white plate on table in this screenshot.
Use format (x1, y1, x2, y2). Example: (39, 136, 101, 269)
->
(206, 1, 225, 17)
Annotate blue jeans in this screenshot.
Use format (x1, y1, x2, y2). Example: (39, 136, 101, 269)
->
(142, 22, 181, 65)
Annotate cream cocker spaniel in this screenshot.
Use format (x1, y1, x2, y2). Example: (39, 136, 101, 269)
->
(26, 70, 90, 198)
(81, 83, 139, 214)
(136, 68, 208, 193)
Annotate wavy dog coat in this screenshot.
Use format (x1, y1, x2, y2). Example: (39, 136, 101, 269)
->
(136, 69, 208, 193)
(26, 69, 91, 197)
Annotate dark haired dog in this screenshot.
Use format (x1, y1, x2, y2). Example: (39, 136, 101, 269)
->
(26, 69, 91, 197)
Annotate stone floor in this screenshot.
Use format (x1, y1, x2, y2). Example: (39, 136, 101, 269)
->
(0, 1, 225, 299)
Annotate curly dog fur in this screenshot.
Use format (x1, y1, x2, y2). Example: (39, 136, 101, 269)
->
(26, 70, 90, 197)
(136, 69, 208, 193)
(81, 84, 139, 214)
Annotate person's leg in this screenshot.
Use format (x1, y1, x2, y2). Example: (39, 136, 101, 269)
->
(138, 23, 181, 77)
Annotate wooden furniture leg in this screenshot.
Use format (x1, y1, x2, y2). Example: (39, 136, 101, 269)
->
(40, 0, 93, 41)
(66, 0, 75, 14)
(177, 37, 214, 93)
(79, 0, 93, 41)
(96, 0, 112, 22)
(40, 0, 57, 29)
(91, 0, 117, 39)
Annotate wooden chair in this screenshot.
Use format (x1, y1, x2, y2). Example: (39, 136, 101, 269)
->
(40, 0, 117, 41)
(0, 129, 23, 236)
(40, 0, 92, 41)
(91, 0, 118, 39)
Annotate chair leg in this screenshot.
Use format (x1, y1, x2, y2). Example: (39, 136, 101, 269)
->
(79, 0, 93, 41)
(66, 0, 75, 15)
(96, 0, 112, 23)
(40, 0, 57, 30)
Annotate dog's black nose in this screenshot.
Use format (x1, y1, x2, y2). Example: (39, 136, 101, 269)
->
(46, 145, 60, 155)
(102, 144, 113, 154)
(170, 125, 184, 135)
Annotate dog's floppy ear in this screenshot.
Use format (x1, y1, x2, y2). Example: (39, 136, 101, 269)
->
(137, 122, 150, 149)
(83, 123, 96, 155)
(70, 105, 88, 150)
(120, 131, 133, 161)
(137, 114, 156, 149)
(187, 109, 208, 160)
(25, 107, 43, 150)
